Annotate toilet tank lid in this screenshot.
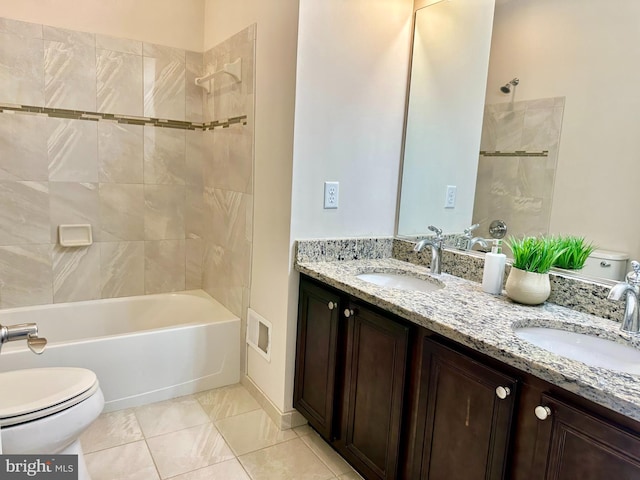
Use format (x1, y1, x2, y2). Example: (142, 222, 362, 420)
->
(589, 249, 629, 261)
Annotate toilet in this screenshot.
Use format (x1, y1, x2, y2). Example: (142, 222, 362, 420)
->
(580, 249, 630, 282)
(0, 367, 104, 480)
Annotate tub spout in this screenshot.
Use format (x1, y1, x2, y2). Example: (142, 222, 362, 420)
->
(0, 323, 47, 355)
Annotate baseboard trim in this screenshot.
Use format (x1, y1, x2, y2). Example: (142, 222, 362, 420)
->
(241, 374, 307, 430)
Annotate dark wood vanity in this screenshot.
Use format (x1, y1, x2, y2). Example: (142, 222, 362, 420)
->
(294, 274, 640, 480)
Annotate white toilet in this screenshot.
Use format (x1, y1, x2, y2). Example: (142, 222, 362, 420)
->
(0, 367, 104, 480)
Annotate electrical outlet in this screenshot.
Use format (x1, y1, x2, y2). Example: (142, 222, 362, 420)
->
(324, 181, 339, 209)
(445, 185, 456, 208)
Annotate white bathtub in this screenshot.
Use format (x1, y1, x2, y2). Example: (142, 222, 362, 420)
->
(0, 290, 240, 412)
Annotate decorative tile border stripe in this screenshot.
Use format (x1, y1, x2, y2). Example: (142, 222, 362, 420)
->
(480, 150, 549, 157)
(0, 103, 247, 131)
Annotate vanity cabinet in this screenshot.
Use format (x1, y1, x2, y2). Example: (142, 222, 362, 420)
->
(336, 301, 409, 480)
(410, 337, 518, 480)
(294, 274, 640, 480)
(293, 279, 342, 439)
(528, 393, 640, 479)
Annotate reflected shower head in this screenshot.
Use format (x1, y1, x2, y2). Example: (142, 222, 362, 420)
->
(500, 78, 520, 94)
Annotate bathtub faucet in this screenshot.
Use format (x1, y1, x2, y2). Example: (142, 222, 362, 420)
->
(0, 323, 47, 355)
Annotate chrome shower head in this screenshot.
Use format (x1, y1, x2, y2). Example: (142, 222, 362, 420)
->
(500, 78, 519, 94)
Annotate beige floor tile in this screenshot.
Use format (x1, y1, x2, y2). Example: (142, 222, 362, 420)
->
(135, 395, 210, 438)
(81, 408, 143, 453)
(167, 459, 251, 480)
(293, 424, 313, 437)
(147, 423, 235, 479)
(337, 471, 364, 479)
(196, 384, 260, 421)
(300, 431, 353, 476)
(85, 440, 159, 480)
(239, 437, 334, 480)
(214, 408, 297, 456)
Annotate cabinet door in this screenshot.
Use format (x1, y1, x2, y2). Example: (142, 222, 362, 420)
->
(415, 338, 518, 480)
(293, 279, 341, 439)
(531, 393, 640, 480)
(339, 303, 409, 480)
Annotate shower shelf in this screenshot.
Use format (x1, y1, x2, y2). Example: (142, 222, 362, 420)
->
(479, 150, 549, 157)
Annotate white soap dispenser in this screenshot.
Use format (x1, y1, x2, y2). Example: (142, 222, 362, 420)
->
(482, 239, 506, 295)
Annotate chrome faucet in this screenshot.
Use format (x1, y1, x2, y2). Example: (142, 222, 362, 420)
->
(414, 225, 445, 274)
(607, 260, 640, 333)
(0, 323, 47, 354)
(458, 224, 489, 251)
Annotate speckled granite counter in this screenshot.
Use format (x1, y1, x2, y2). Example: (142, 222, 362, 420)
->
(295, 257, 640, 423)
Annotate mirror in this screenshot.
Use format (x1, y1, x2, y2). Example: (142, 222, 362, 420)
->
(397, 0, 640, 277)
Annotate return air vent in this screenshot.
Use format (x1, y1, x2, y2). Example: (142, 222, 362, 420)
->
(247, 309, 271, 362)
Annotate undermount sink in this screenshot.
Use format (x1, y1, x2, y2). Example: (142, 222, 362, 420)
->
(356, 272, 443, 293)
(514, 327, 640, 375)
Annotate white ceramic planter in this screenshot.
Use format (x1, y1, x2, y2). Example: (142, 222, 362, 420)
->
(505, 267, 551, 305)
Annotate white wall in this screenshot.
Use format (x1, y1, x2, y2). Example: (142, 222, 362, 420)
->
(397, 0, 495, 237)
(204, 0, 300, 412)
(0, 0, 204, 51)
(289, 0, 413, 239)
(485, 0, 640, 261)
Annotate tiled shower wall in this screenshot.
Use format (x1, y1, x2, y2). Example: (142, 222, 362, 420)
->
(0, 17, 255, 316)
(472, 97, 564, 238)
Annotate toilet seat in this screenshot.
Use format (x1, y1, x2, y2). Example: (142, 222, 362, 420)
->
(0, 367, 99, 427)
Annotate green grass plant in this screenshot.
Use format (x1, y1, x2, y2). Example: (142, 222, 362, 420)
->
(552, 236, 595, 270)
(507, 236, 567, 274)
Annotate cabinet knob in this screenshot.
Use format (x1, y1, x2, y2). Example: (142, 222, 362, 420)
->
(344, 309, 354, 318)
(495, 386, 511, 399)
(535, 405, 552, 420)
(328, 301, 335, 310)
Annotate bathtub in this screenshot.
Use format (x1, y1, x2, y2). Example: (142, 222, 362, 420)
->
(0, 290, 240, 412)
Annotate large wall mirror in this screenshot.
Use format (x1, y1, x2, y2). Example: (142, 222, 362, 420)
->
(397, 0, 640, 277)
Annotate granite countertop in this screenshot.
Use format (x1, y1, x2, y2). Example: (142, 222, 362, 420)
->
(295, 258, 640, 422)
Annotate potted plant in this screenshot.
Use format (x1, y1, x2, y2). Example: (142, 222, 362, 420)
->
(505, 236, 566, 305)
(552, 236, 595, 271)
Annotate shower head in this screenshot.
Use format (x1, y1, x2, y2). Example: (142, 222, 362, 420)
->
(500, 78, 520, 94)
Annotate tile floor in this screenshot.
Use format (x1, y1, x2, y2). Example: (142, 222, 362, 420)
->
(80, 383, 364, 480)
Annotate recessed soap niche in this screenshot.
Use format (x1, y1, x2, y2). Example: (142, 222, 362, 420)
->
(58, 224, 93, 247)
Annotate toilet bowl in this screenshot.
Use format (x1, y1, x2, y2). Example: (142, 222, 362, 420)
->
(0, 367, 104, 480)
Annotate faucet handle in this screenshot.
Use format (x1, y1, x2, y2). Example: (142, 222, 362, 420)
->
(463, 224, 480, 236)
(428, 225, 443, 238)
(627, 260, 640, 284)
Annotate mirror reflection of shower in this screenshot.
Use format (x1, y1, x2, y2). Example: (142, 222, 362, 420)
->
(500, 77, 519, 94)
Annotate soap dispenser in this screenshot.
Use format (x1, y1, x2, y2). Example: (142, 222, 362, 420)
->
(482, 239, 506, 295)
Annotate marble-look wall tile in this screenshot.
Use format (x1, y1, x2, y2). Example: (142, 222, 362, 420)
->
(186, 61, 204, 123)
(0, 17, 42, 38)
(186, 186, 206, 240)
(0, 113, 48, 180)
(52, 243, 101, 303)
(144, 240, 185, 294)
(144, 185, 185, 240)
(0, 245, 52, 308)
(97, 49, 143, 116)
(98, 122, 143, 183)
(100, 184, 144, 241)
(44, 38, 97, 111)
(0, 32, 45, 106)
(207, 127, 252, 193)
(186, 238, 203, 290)
(185, 130, 206, 187)
(47, 118, 98, 182)
(203, 188, 251, 248)
(143, 43, 186, 120)
(43, 26, 95, 46)
(143, 127, 185, 185)
(0, 181, 49, 245)
(202, 241, 250, 317)
(96, 34, 142, 55)
(49, 182, 100, 243)
(100, 241, 144, 298)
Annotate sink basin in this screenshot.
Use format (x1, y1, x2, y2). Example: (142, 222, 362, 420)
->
(514, 327, 640, 375)
(356, 272, 443, 293)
